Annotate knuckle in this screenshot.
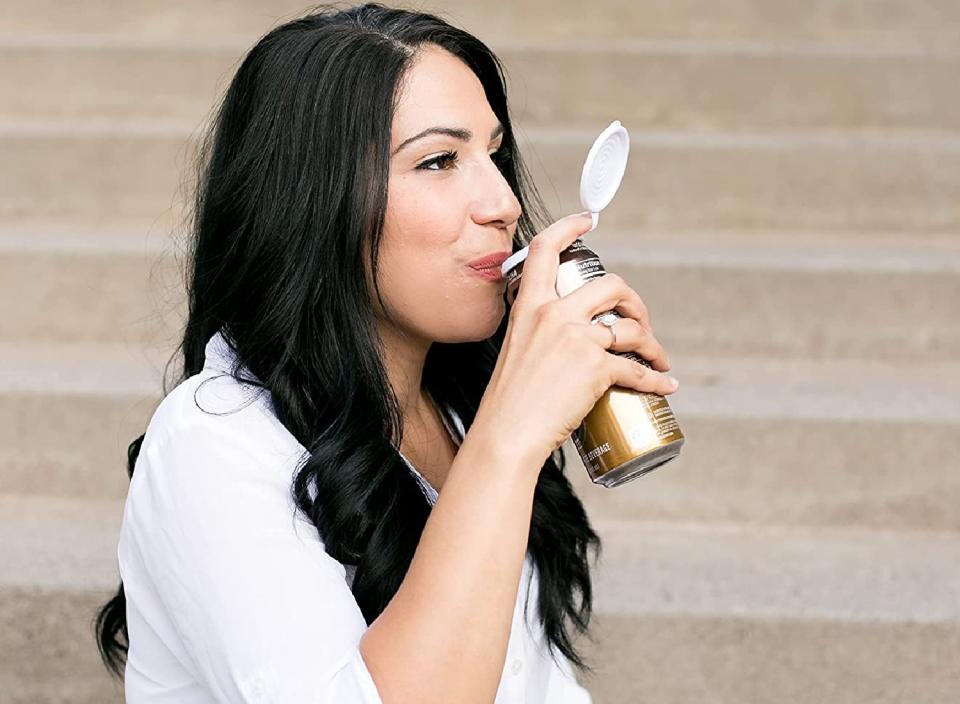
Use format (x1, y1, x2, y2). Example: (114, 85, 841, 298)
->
(533, 301, 558, 326)
(600, 272, 625, 290)
(625, 316, 644, 335)
(603, 270, 636, 295)
(624, 321, 647, 350)
(642, 333, 661, 357)
(527, 236, 551, 255)
(638, 299, 650, 322)
(633, 358, 649, 377)
(633, 291, 650, 316)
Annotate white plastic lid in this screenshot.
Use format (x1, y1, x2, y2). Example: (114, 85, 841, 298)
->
(501, 120, 630, 277)
(500, 243, 529, 277)
(580, 119, 629, 232)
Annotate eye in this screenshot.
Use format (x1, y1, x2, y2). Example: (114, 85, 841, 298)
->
(417, 150, 459, 171)
(416, 146, 511, 172)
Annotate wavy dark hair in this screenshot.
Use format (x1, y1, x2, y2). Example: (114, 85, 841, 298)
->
(95, 0, 602, 683)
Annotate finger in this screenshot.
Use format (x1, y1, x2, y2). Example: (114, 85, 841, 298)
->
(585, 317, 671, 372)
(560, 273, 652, 333)
(608, 350, 680, 396)
(511, 212, 595, 307)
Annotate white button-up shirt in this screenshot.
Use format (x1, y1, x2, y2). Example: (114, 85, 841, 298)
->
(118, 330, 593, 703)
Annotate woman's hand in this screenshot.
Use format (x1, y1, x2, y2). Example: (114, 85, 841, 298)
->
(474, 212, 679, 470)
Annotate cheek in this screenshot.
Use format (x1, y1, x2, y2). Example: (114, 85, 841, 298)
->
(380, 183, 506, 338)
(383, 256, 507, 340)
(443, 266, 509, 337)
(388, 177, 460, 247)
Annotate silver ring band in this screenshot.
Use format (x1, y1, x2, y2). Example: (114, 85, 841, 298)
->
(590, 312, 618, 349)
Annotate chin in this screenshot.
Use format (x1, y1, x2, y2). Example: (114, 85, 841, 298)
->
(447, 297, 506, 342)
(476, 299, 507, 339)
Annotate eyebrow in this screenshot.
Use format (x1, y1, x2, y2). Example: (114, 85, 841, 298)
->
(392, 122, 505, 156)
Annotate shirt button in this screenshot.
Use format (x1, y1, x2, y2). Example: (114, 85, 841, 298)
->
(511, 658, 523, 675)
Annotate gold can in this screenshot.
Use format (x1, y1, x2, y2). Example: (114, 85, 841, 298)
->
(502, 238, 685, 487)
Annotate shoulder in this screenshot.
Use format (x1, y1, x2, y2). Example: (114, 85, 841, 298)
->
(130, 368, 308, 521)
(124, 368, 322, 561)
(142, 367, 299, 461)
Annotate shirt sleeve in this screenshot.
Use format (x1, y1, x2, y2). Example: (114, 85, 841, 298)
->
(131, 416, 384, 704)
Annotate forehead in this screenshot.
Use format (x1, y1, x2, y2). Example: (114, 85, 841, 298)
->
(392, 46, 496, 138)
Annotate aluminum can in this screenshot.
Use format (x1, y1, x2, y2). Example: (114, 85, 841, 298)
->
(503, 239, 685, 487)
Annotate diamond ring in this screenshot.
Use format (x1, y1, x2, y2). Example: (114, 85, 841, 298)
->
(590, 312, 618, 349)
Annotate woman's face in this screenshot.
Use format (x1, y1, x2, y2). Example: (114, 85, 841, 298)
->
(374, 44, 522, 344)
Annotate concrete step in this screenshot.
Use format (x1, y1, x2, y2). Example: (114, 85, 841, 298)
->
(593, 229, 960, 362)
(1, 494, 957, 702)
(566, 352, 960, 531)
(3, 342, 959, 531)
(0, 123, 191, 230)
(520, 128, 960, 233)
(580, 520, 960, 703)
(2, 124, 959, 232)
(2, 0, 959, 48)
(0, 494, 128, 703)
(3, 226, 958, 363)
(0, 341, 165, 504)
(5, 37, 960, 133)
(0, 225, 183, 347)
(508, 42, 960, 134)
(0, 587, 125, 703)
(584, 615, 960, 703)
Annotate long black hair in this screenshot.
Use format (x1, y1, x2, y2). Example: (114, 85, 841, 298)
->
(95, 1, 602, 682)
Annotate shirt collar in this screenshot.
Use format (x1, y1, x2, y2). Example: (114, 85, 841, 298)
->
(203, 328, 263, 386)
(203, 328, 237, 374)
(200, 328, 275, 416)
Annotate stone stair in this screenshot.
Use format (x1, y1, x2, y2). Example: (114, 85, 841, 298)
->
(3, 494, 958, 703)
(0, 0, 957, 702)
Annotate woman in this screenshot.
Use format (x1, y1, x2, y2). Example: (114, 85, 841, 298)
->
(95, 3, 678, 702)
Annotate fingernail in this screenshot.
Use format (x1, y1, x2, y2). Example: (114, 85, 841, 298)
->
(579, 210, 592, 218)
(668, 376, 679, 389)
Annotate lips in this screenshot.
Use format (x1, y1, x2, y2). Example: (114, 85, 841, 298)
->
(467, 250, 512, 271)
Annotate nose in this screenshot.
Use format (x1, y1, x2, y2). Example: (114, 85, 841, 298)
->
(471, 166, 522, 233)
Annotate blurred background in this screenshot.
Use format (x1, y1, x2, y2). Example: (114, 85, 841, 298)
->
(1, 1, 958, 702)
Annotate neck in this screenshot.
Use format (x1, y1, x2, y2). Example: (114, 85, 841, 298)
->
(376, 318, 433, 422)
